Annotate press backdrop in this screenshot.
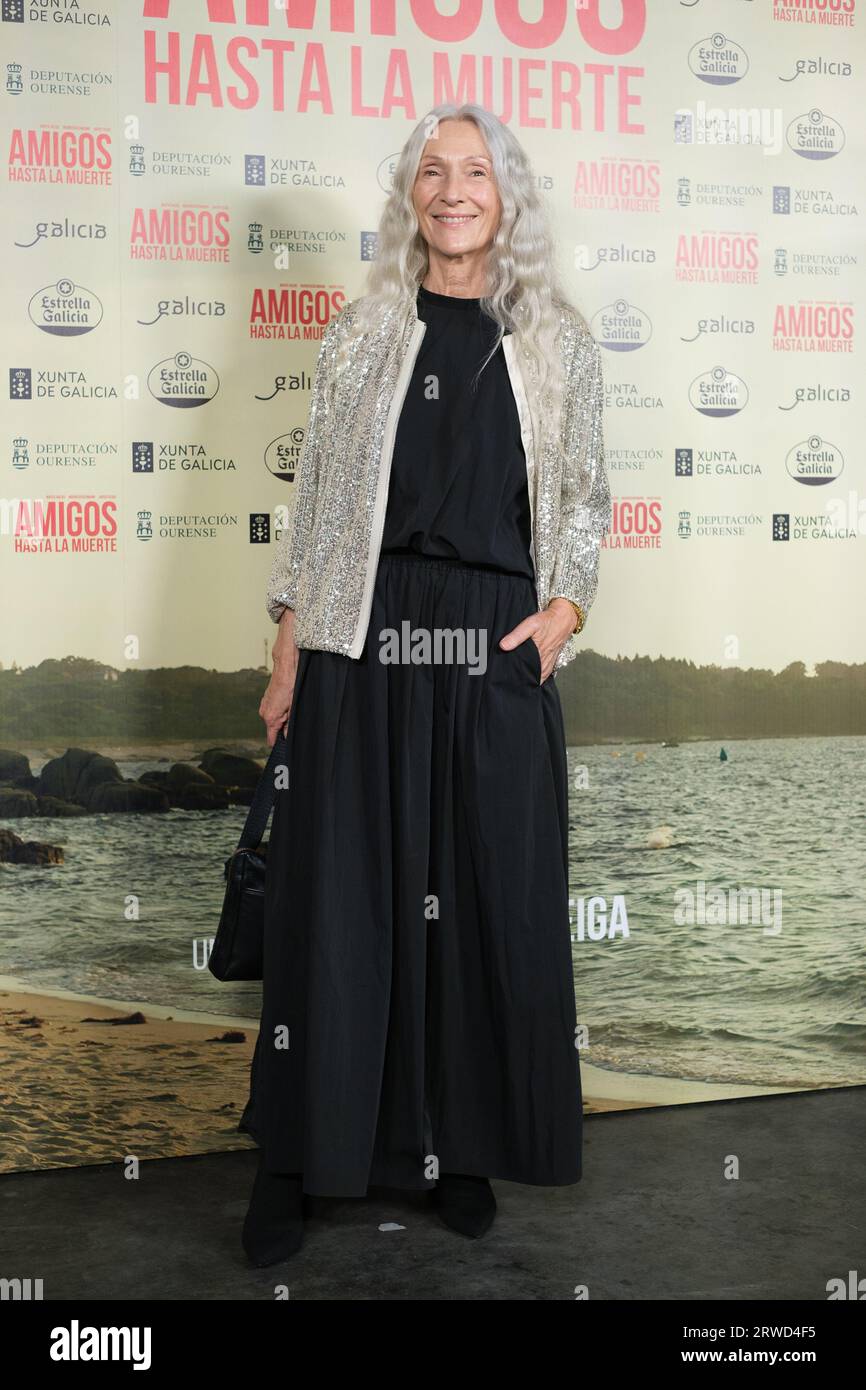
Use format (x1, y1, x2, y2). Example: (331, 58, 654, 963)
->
(1, 1, 864, 1173)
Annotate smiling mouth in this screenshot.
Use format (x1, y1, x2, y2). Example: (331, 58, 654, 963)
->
(433, 214, 477, 224)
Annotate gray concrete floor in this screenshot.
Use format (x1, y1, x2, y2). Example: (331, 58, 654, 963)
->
(2, 1087, 863, 1300)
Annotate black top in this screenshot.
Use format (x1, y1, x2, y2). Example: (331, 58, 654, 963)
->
(380, 284, 534, 579)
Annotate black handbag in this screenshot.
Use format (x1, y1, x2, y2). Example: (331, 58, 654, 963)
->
(208, 725, 290, 982)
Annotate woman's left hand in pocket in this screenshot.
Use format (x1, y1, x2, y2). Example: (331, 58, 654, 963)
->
(499, 599, 576, 683)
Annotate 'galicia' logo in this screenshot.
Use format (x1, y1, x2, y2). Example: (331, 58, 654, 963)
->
(786, 109, 845, 160)
(147, 352, 219, 409)
(28, 279, 103, 336)
(688, 34, 749, 85)
(785, 435, 843, 486)
(689, 366, 749, 418)
(591, 300, 651, 351)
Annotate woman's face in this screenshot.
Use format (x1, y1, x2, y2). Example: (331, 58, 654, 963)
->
(412, 119, 501, 264)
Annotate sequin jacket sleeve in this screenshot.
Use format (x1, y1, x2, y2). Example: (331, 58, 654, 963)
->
(549, 321, 611, 660)
(265, 315, 341, 624)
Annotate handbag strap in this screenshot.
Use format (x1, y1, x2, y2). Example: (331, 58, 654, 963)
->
(235, 723, 290, 851)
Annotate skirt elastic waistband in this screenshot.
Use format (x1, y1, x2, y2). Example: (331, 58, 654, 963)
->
(378, 550, 536, 586)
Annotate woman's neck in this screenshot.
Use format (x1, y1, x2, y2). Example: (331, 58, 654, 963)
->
(421, 261, 488, 300)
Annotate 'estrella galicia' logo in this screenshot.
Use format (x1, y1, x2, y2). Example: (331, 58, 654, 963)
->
(689, 366, 749, 418)
(265, 430, 305, 484)
(785, 435, 843, 486)
(147, 352, 219, 409)
(591, 300, 651, 352)
(786, 109, 845, 160)
(377, 152, 401, 193)
(28, 279, 103, 336)
(688, 34, 749, 86)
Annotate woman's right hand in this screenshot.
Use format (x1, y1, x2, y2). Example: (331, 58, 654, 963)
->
(259, 608, 299, 748)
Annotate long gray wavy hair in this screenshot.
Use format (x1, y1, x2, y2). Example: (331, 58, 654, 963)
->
(337, 102, 585, 461)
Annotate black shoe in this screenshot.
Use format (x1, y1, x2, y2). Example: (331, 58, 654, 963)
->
(435, 1172, 497, 1238)
(241, 1161, 304, 1267)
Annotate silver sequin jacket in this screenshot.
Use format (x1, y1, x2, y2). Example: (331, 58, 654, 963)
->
(265, 292, 611, 672)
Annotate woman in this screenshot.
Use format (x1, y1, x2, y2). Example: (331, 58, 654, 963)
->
(238, 103, 611, 1267)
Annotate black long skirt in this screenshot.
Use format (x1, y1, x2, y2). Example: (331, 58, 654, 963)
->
(239, 552, 582, 1197)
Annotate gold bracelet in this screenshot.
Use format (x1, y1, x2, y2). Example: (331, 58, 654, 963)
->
(550, 596, 585, 635)
(568, 600, 585, 635)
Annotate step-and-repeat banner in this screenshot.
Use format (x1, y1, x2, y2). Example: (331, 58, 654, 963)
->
(1, 1, 864, 1172)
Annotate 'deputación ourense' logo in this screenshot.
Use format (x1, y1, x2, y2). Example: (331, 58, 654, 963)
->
(147, 351, 219, 408)
(28, 279, 103, 335)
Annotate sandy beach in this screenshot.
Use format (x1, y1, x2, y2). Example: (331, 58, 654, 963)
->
(0, 982, 261, 1174)
(0, 979, 795, 1174)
